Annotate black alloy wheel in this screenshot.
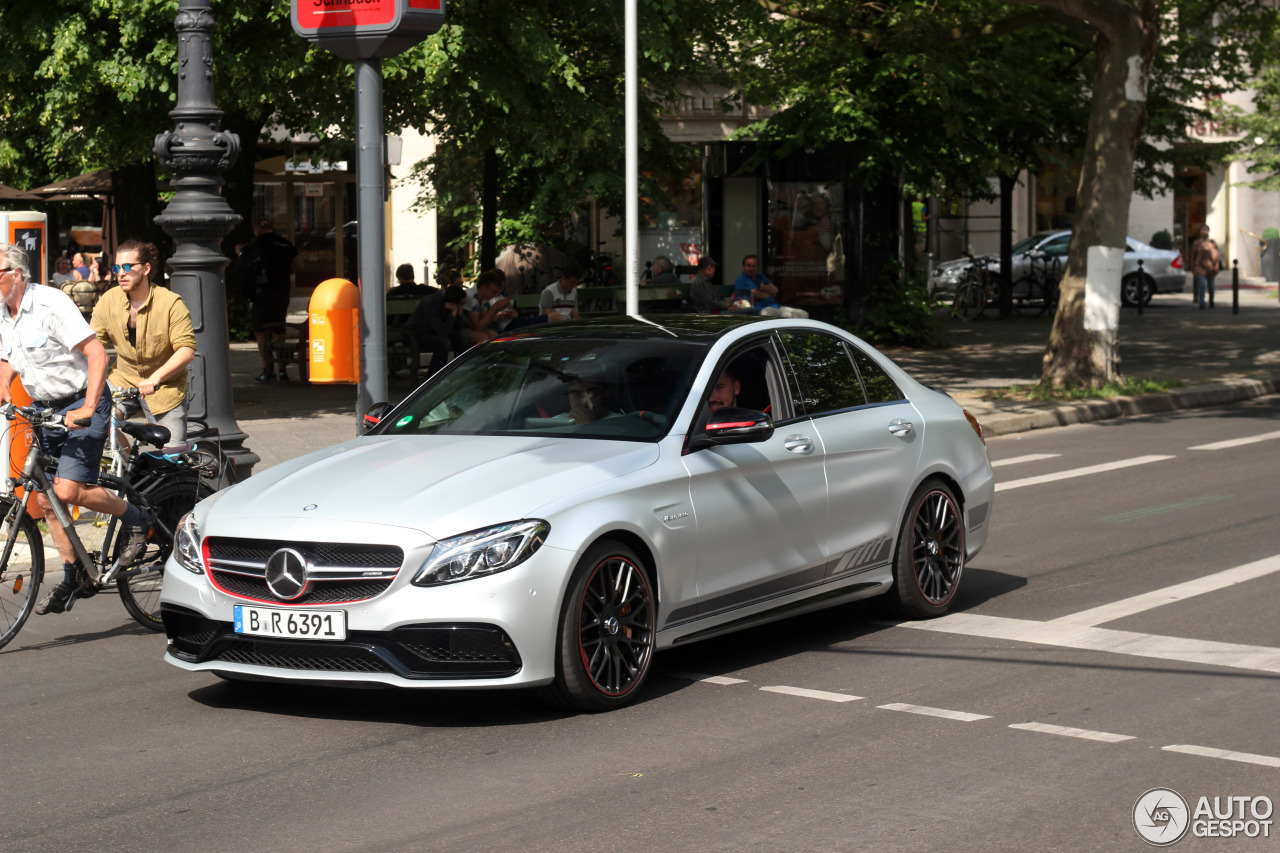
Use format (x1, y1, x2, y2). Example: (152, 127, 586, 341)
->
(545, 540, 655, 711)
(891, 480, 965, 619)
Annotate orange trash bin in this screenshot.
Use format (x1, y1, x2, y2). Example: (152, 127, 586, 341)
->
(308, 278, 360, 384)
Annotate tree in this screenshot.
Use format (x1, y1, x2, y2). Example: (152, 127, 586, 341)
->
(1025, 0, 1273, 387)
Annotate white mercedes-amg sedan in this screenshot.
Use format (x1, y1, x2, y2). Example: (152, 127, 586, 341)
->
(160, 315, 994, 711)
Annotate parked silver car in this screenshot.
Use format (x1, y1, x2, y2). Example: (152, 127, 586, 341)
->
(160, 316, 995, 711)
(930, 230, 1184, 306)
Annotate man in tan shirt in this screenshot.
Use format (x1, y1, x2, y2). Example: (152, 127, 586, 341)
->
(90, 240, 196, 444)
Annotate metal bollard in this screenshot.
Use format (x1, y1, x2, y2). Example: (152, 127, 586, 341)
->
(1233, 258, 1239, 315)
(1136, 258, 1144, 316)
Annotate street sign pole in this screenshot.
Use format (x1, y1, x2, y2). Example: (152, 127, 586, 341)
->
(355, 58, 387, 422)
(292, 0, 446, 428)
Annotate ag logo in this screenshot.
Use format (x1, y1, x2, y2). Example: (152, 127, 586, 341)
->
(1134, 787, 1190, 846)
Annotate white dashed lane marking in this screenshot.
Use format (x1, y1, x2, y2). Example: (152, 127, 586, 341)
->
(670, 672, 748, 685)
(1163, 745, 1280, 768)
(1188, 429, 1280, 451)
(759, 685, 862, 703)
(878, 703, 990, 722)
(995, 454, 1175, 492)
(1009, 722, 1136, 743)
(991, 453, 1061, 468)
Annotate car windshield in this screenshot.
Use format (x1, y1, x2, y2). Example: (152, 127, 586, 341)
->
(379, 337, 707, 440)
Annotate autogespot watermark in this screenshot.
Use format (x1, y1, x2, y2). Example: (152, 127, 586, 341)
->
(1134, 787, 1274, 846)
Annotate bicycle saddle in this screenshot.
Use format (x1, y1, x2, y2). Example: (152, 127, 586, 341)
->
(120, 422, 172, 448)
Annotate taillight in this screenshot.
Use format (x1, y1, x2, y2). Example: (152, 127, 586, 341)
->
(1171, 253, 1183, 269)
(963, 409, 985, 445)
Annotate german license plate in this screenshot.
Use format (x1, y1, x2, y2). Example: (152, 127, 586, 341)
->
(233, 605, 346, 640)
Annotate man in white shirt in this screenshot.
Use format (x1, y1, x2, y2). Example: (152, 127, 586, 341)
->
(0, 243, 153, 616)
(539, 264, 582, 321)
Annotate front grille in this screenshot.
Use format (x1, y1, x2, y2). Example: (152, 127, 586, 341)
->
(205, 536, 404, 605)
(162, 607, 522, 679)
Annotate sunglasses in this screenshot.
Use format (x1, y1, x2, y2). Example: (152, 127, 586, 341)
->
(111, 262, 144, 274)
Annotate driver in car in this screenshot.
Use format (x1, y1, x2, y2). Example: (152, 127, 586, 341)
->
(568, 376, 611, 423)
(707, 368, 740, 412)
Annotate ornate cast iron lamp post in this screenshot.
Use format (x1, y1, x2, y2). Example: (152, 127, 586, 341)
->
(154, 0, 258, 475)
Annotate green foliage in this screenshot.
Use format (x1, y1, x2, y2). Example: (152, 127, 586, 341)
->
(1150, 230, 1173, 249)
(226, 295, 253, 343)
(837, 266, 945, 348)
(983, 376, 1184, 401)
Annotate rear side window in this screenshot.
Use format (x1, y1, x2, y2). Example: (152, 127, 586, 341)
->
(780, 331, 866, 416)
(848, 345, 904, 404)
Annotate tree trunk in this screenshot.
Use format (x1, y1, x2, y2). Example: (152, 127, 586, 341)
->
(852, 176, 901, 333)
(110, 161, 163, 257)
(1040, 0, 1158, 387)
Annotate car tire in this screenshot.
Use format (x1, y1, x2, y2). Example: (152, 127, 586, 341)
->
(1121, 274, 1156, 307)
(889, 479, 965, 619)
(543, 539, 656, 712)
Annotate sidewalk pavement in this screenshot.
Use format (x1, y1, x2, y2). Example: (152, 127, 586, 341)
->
(228, 285, 1280, 472)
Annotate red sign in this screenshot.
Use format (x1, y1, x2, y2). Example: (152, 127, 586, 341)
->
(292, 0, 445, 58)
(296, 0, 396, 30)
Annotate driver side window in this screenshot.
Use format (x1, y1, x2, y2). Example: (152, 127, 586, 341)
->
(703, 340, 794, 423)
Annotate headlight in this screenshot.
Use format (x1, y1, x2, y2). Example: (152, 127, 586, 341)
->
(175, 511, 204, 574)
(413, 520, 550, 586)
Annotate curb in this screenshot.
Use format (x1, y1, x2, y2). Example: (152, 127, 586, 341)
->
(979, 376, 1280, 437)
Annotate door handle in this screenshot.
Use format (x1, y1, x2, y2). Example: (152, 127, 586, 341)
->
(783, 435, 814, 454)
(888, 419, 914, 437)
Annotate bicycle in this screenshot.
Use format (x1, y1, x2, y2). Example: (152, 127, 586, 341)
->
(0, 402, 216, 649)
(1010, 251, 1062, 316)
(950, 252, 997, 320)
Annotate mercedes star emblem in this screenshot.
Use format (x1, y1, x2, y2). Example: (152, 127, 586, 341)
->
(265, 548, 310, 601)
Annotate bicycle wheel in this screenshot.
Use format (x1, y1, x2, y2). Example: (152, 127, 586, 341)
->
(953, 281, 987, 320)
(115, 477, 213, 632)
(0, 498, 45, 650)
(1011, 276, 1047, 316)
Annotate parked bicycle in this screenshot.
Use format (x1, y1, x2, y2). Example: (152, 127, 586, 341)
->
(0, 402, 218, 649)
(950, 252, 998, 320)
(1010, 250, 1062, 316)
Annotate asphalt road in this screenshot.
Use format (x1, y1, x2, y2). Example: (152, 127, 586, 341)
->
(4, 398, 1280, 852)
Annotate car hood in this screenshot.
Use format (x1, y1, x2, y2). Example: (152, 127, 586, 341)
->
(206, 435, 660, 539)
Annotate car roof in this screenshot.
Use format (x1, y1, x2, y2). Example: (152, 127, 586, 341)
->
(494, 314, 769, 344)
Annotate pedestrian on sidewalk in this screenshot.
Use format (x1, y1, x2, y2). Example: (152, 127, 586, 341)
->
(1191, 224, 1222, 308)
(243, 219, 302, 381)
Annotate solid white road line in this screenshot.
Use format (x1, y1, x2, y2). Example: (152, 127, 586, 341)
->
(995, 455, 1175, 492)
(991, 453, 1061, 468)
(1163, 744, 1280, 768)
(1051, 554, 1280, 627)
(1009, 722, 1135, 743)
(760, 685, 862, 703)
(1189, 429, 1280, 451)
(670, 672, 748, 685)
(903, 612, 1280, 674)
(878, 703, 990, 722)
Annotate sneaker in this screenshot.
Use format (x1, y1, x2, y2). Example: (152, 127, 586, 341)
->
(120, 509, 157, 567)
(253, 370, 275, 383)
(35, 582, 74, 615)
(277, 369, 290, 382)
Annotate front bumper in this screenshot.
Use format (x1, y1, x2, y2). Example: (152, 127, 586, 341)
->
(159, 540, 575, 689)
